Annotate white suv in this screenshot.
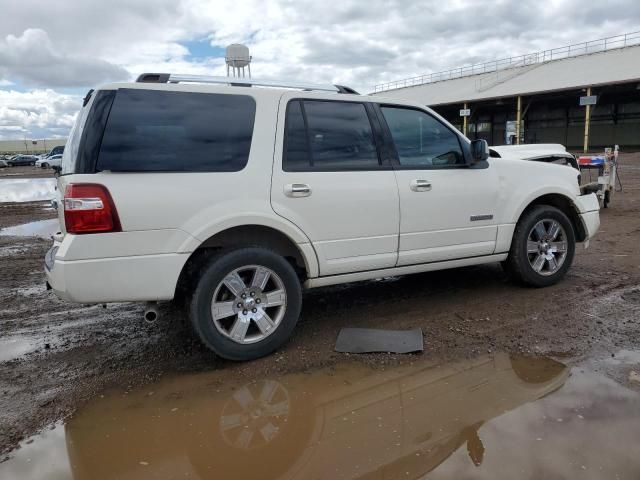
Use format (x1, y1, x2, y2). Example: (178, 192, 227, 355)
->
(46, 74, 600, 360)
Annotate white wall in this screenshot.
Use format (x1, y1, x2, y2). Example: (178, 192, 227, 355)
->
(0, 139, 66, 154)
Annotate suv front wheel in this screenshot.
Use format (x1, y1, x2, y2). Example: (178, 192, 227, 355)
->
(189, 247, 302, 361)
(504, 205, 576, 287)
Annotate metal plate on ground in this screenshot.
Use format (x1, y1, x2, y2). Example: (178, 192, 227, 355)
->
(335, 328, 424, 354)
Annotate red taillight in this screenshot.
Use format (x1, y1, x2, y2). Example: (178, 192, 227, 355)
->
(64, 184, 121, 234)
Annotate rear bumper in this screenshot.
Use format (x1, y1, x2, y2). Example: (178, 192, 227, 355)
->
(45, 248, 189, 303)
(44, 229, 194, 303)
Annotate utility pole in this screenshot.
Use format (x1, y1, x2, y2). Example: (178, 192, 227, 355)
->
(583, 87, 592, 153)
(462, 103, 468, 136)
(515, 96, 522, 145)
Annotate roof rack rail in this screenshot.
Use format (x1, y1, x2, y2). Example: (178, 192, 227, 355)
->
(136, 73, 359, 94)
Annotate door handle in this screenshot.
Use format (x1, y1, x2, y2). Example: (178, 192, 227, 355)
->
(410, 179, 432, 192)
(284, 183, 312, 198)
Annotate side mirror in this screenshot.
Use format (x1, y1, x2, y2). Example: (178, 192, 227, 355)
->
(470, 139, 489, 163)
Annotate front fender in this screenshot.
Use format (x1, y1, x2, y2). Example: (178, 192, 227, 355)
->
(507, 185, 582, 225)
(492, 158, 582, 224)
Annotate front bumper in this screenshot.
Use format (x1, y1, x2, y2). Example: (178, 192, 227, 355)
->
(578, 210, 600, 242)
(574, 192, 600, 214)
(573, 193, 600, 243)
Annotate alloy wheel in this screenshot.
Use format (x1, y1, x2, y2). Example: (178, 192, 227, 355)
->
(526, 219, 568, 276)
(211, 265, 287, 344)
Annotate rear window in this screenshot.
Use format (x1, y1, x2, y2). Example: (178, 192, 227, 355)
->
(97, 89, 256, 172)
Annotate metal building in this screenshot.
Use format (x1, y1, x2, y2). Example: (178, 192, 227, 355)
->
(0, 138, 66, 155)
(372, 32, 640, 152)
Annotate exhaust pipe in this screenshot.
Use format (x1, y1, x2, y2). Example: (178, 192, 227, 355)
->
(144, 302, 159, 323)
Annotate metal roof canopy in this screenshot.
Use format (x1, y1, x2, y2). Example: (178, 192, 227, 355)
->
(372, 35, 640, 106)
(374, 32, 640, 92)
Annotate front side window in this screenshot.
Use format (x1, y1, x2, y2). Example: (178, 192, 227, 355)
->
(284, 100, 379, 171)
(381, 107, 465, 168)
(97, 89, 256, 172)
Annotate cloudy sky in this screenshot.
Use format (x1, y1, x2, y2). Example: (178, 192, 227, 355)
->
(0, 0, 639, 140)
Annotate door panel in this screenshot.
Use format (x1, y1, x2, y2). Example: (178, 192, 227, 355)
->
(271, 97, 400, 276)
(378, 105, 498, 266)
(394, 168, 498, 265)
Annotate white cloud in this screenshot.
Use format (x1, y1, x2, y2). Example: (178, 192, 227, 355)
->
(0, 29, 128, 87)
(0, 89, 80, 140)
(0, 0, 638, 139)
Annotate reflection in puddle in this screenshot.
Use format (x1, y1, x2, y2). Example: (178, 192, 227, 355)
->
(1, 353, 639, 479)
(0, 219, 59, 238)
(0, 178, 56, 203)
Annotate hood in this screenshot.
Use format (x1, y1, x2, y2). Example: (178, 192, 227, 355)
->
(490, 143, 574, 161)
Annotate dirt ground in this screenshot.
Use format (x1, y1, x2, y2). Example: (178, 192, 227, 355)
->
(0, 165, 52, 179)
(1, 156, 640, 458)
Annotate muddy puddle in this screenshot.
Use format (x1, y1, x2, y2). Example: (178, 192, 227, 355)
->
(2, 352, 639, 479)
(0, 219, 59, 238)
(0, 178, 56, 203)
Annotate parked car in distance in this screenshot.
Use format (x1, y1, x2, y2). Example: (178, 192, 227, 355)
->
(47, 145, 65, 157)
(45, 74, 601, 361)
(0, 159, 8, 168)
(36, 154, 63, 169)
(7, 154, 39, 166)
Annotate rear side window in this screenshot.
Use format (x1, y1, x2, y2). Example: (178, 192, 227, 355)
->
(284, 100, 380, 171)
(284, 101, 309, 171)
(97, 89, 255, 172)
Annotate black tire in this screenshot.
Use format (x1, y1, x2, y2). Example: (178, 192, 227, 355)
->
(504, 205, 575, 287)
(41, 163, 49, 169)
(189, 247, 302, 361)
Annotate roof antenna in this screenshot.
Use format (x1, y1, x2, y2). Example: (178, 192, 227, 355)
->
(226, 44, 252, 79)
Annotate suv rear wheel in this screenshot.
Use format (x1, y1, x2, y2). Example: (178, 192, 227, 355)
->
(189, 247, 302, 361)
(504, 205, 575, 287)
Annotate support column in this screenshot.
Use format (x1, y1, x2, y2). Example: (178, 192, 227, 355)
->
(564, 106, 569, 147)
(583, 87, 592, 153)
(463, 102, 468, 137)
(515, 96, 522, 145)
